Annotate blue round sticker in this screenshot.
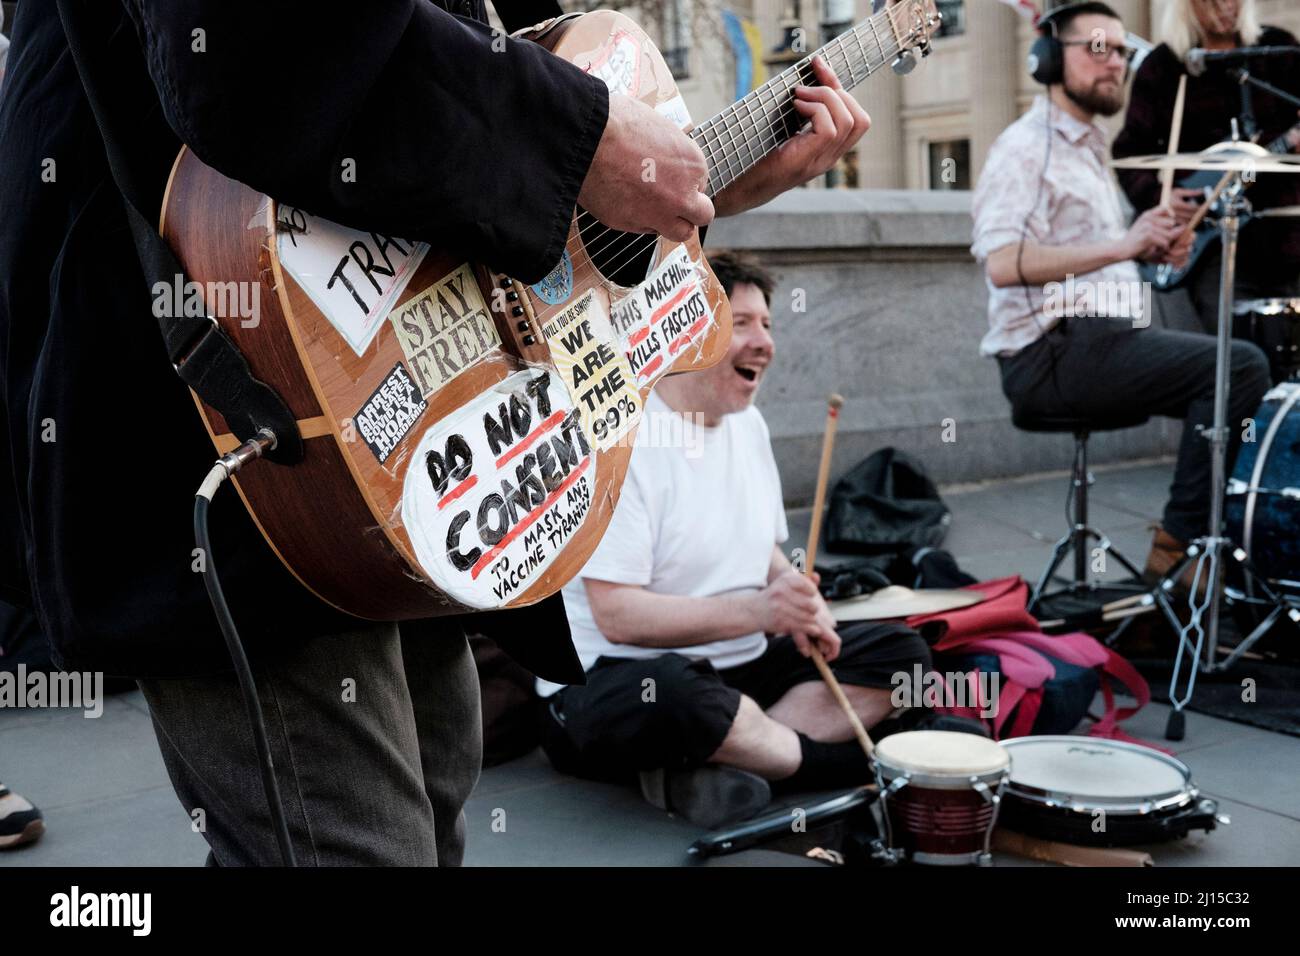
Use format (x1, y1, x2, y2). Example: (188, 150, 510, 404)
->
(531, 250, 573, 305)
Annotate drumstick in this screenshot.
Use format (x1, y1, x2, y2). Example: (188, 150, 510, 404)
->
(802, 394, 875, 762)
(1158, 75, 1187, 209)
(1173, 169, 1236, 243)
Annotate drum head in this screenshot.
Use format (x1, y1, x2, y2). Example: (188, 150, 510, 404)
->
(1001, 736, 1193, 812)
(875, 730, 1010, 776)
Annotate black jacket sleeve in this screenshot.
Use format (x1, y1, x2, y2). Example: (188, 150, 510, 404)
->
(121, 0, 608, 283)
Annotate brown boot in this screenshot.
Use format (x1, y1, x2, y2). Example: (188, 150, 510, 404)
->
(1144, 525, 1209, 598)
(1143, 525, 1188, 585)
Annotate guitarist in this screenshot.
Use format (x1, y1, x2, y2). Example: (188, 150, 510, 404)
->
(1113, 0, 1300, 331)
(0, 0, 868, 865)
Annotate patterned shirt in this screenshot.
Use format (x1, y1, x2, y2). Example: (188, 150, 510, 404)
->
(971, 95, 1142, 357)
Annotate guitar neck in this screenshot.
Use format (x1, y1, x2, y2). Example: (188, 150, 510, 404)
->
(1268, 123, 1300, 155)
(690, 2, 916, 197)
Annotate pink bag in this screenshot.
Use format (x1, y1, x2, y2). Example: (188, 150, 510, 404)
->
(906, 576, 1167, 751)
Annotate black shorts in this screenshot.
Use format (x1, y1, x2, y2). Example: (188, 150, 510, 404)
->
(539, 621, 930, 783)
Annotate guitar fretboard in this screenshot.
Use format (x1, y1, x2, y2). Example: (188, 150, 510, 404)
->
(690, 1, 919, 196)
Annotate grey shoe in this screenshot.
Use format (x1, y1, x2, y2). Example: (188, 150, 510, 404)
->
(639, 766, 772, 829)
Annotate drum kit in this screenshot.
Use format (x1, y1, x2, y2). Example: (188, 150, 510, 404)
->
(1108, 125, 1300, 740)
(690, 730, 1223, 866)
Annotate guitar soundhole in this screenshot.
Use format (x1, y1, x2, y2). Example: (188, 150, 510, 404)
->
(575, 207, 658, 289)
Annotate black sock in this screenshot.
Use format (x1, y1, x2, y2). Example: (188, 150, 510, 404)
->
(774, 733, 873, 793)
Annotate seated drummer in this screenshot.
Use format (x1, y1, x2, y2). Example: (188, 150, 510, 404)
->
(536, 252, 934, 828)
(971, 1, 1271, 588)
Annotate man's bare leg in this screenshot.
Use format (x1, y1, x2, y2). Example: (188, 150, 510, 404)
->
(706, 694, 802, 779)
(766, 681, 896, 742)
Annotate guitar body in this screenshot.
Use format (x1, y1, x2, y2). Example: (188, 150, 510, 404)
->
(161, 10, 732, 620)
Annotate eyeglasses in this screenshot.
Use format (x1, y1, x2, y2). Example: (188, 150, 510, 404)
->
(1060, 39, 1138, 64)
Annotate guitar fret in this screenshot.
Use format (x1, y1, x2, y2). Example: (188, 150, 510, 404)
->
(868, 18, 887, 70)
(854, 27, 872, 78)
(741, 97, 766, 166)
(833, 37, 854, 86)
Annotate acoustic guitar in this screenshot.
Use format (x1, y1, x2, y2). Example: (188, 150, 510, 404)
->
(160, 1, 941, 620)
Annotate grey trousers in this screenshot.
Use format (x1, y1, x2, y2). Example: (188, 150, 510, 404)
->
(139, 620, 482, 866)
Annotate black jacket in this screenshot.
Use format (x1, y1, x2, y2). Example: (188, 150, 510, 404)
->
(1112, 27, 1300, 282)
(0, 0, 607, 681)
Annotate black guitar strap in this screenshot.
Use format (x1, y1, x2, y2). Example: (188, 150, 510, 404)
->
(55, 0, 304, 465)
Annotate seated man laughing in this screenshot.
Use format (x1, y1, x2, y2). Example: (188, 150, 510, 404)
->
(537, 252, 932, 827)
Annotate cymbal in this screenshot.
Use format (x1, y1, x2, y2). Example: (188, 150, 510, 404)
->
(829, 585, 982, 622)
(1111, 149, 1300, 174)
(1256, 205, 1300, 218)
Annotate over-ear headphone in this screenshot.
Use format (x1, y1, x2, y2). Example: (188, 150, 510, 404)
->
(1027, 2, 1130, 86)
(1027, 4, 1072, 85)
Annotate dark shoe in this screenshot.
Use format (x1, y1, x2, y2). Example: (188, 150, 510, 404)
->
(639, 766, 772, 829)
(0, 785, 45, 850)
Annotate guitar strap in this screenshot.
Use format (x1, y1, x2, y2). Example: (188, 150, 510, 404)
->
(55, 0, 304, 466)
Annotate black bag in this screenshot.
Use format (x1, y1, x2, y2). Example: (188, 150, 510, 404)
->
(824, 449, 951, 556)
(814, 547, 976, 601)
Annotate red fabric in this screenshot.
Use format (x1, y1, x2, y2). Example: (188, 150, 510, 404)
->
(906, 576, 1167, 751)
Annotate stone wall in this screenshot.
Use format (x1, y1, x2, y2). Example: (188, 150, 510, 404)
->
(705, 189, 1182, 506)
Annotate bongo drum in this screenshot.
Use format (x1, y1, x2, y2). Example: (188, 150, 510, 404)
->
(873, 730, 1010, 866)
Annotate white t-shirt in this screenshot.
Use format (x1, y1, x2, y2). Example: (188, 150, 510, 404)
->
(537, 392, 789, 697)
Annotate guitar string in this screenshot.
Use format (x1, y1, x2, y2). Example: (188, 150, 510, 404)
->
(569, 8, 911, 272)
(566, 15, 911, 288)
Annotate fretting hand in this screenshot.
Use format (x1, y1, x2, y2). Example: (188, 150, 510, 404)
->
(713, 56, 871, 218)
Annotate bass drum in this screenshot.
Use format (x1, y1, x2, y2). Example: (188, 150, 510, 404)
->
(1226, 382, 1300, 590)
(998, 736, 1219, 847)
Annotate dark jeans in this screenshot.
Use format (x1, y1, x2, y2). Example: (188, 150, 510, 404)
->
(540, 622, 930, 783)
(139, 621, 481, 866)
(999, 317, 1272, 543)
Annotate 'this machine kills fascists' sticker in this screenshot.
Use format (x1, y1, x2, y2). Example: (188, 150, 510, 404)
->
(612, 245, 713, 386)
(276, 206, 426, 357)
(400, 369, 593, 609)
(388, 263, 501, 398)
(541, 290, 641, 450)
(353, 363, 428, 464)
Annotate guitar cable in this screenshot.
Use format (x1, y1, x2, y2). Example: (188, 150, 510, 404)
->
(193, 429, 298, 867)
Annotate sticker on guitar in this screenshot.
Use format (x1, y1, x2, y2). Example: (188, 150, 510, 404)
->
(388, 263, 501, 397)
(611, 245, 714, 386)
(541, 289, 642, 450)
(584, 30, 643, 96)
(275, 206, 426, 357)
(401, 369, 594, 608)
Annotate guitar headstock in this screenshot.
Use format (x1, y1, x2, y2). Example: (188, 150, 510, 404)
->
(885, 0, 944, 71)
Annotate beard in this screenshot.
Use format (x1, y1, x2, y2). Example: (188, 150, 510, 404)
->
(1064, 76, 1125, 117)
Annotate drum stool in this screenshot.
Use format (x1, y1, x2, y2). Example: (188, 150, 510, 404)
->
(1012, 411, 1150, 613)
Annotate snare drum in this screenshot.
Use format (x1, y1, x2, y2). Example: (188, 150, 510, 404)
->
(1234, 298, 1300, 384)
(998, 736, 1220, 847)
(874, 730, 1010, 866)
